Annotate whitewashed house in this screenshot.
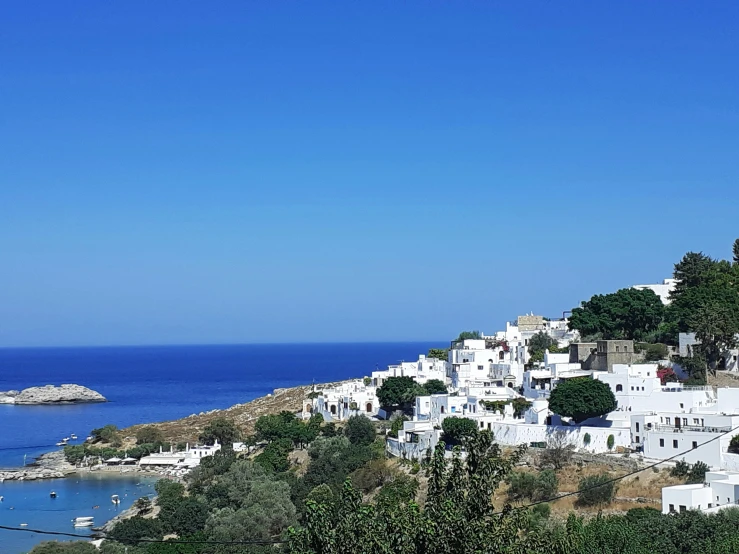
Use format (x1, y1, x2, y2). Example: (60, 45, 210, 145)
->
(662, 471, 739, 514)
(632, 278, 677, 305)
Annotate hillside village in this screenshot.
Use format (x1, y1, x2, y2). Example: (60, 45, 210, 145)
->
(45, 241, 739, 553)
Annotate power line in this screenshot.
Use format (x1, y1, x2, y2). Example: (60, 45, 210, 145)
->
(496, 422, 739, 515)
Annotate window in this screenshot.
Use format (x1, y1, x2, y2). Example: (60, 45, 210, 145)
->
(693, 418, 699, 425)
(673, 440, 679, 448)
(642, 386, 645, 391)
(631, 386, 634, 391)
(647, 372, 650, 376)
(480, 421, 485, 428)
(635, 436, 640, 443)
(624, 346, 628, 352)
(477, 365, 484, 370)
(616, 346, 620, 352)
(647, 423, 652, 429)
(680, 403, 684, 409)
(680, 505, 687, 513)
(669, 504, 675, 513)
(616, 384, 623, 392)
(636, 422, 640, 432)
(659, 439, 665, 447)
(487, 422, 491, 430)
(683, 418, 688, 426)
(692, 441, 698, 449)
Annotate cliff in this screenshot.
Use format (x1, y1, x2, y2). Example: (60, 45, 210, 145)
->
(0, 384, 107, 405)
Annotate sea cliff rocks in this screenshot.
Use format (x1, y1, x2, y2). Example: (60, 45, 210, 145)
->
(0, 384, 107, 405)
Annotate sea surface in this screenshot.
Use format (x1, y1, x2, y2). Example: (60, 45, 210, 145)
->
(0, 342, 439, 552)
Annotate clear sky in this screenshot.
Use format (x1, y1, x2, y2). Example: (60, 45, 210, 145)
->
(1, 2, 738, 347)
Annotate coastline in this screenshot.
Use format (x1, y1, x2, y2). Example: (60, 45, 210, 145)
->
(2, 381, 345, 481)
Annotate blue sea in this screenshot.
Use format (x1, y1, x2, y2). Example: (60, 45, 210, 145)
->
(0, 342, 438, 553)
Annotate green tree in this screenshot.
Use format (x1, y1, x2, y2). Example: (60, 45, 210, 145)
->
(343, 415, 375, 446)
(422, 379, 448, 395)
(108, 516, 164, 545)
(734, 238, 739, 265)
(441, 416, 479, 444)
(688, 292, 739, 374)
(576, 473, 616, 507)
(199, 417, 241, 447)
(568, 288, 665, 341)
(135, 426, 164, 445)
(288, 432, 529, 553)
(427, 348, 449, 361)
(90, 424, 120, 445)
(457, 330, 482, 340)
(375, 376, 425, 413)
(528, 332, 568, 363)
(548, 377, 617, 423)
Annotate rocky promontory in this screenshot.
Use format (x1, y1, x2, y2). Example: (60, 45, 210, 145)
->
(0, 451, 75, 481)
(0, 384, 107, 405)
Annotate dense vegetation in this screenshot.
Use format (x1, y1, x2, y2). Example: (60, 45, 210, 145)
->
(568, 239, 739, 381)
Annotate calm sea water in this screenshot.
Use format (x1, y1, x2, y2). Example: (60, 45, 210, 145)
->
(0, 342, 438, 553)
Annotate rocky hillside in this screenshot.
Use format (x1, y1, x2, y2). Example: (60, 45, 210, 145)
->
(119, 384, 315, 444)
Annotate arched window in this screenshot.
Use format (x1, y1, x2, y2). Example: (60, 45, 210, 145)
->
(366, 402, 373, 413)
(499, 351, 505, 360)
(508, 382, 514, 388)
(616, 384, 623, 392)
(330, 405, 337, 415)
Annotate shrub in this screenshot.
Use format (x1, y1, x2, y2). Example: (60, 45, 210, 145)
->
(134, 496, 152, 513)
(388, 415, 407, 438)
(344, 415, 376, 447)
(576, 473, 616, 507)
(108, 516, 163, 544)
(539, 430, 575, 470)
(350, 459, 397, 493)
(135, 426, 164, 445)
(531, 502, 551, 519)
(199, 417, 241, 446)
(363, 377, 372, 386)
(671, 459, 691, 478)
(688, 461, 709, 484)
(90, 424, 120, 445)
(507, 470, 557, 502)
(441, 417, 478, 444)
(422, 379, 448, 395)
(583, 433, 591, 446)
(729, 435, 739, 454)
(607, 435, 615, 450)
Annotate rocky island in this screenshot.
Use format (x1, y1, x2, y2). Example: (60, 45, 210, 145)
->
(0, 384, 107, 405)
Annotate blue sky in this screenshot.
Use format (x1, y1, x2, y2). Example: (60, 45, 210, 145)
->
(1, 1, 737, 347)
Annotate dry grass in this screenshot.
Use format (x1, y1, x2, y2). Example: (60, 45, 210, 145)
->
(118, 384, 314, 444)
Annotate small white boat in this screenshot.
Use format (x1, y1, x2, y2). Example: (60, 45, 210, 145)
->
(50, 491, 57, 498)
(20, 523, 28, 527)
(73, 521, 94, 528)
(111, 494, 120, 505)
(70, 434, 78, 440)
(56, 441, 67, 446)
(73, 516, 94, 523)
(63, 437, 70, 442)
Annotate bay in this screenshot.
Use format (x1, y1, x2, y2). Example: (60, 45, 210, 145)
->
(0, 342, 440, 552)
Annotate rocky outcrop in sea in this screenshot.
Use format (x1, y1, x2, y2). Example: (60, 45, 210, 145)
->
(0, 384, 107, 405)
(0, 451, 75, 481)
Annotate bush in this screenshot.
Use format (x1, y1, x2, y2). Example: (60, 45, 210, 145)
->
(30, 542, 98, 554)
(583, 433, 591, 446)
(108, 516, 163, 544)
(135, 426, 164, 445)
(729, 435, 739, 454)
(507, 470, 557, 502)
(576, 473, 616, 507)
(441, 417, 478, 444)
(388, 414, 407, 438)
(344, 415, 376, 446)
(688, 461, 709, 484)
(199, 417, 241, 446)
(607, 435, 615, 450)
(350, 459, 397, 493)
(90, 424, 120, 446)
(671, 459, 691, 478)
(539, 430, 575, 469)
(422, 379, 448, 395)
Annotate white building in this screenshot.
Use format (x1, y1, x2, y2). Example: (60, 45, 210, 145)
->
(138, 441, 223, 469)
(632, 278, 677, 305)
(662, 471, 739, 514)
(522, 350, 590, 399)
(308, 379, 380, 421)
(371, 355, 449, 387)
